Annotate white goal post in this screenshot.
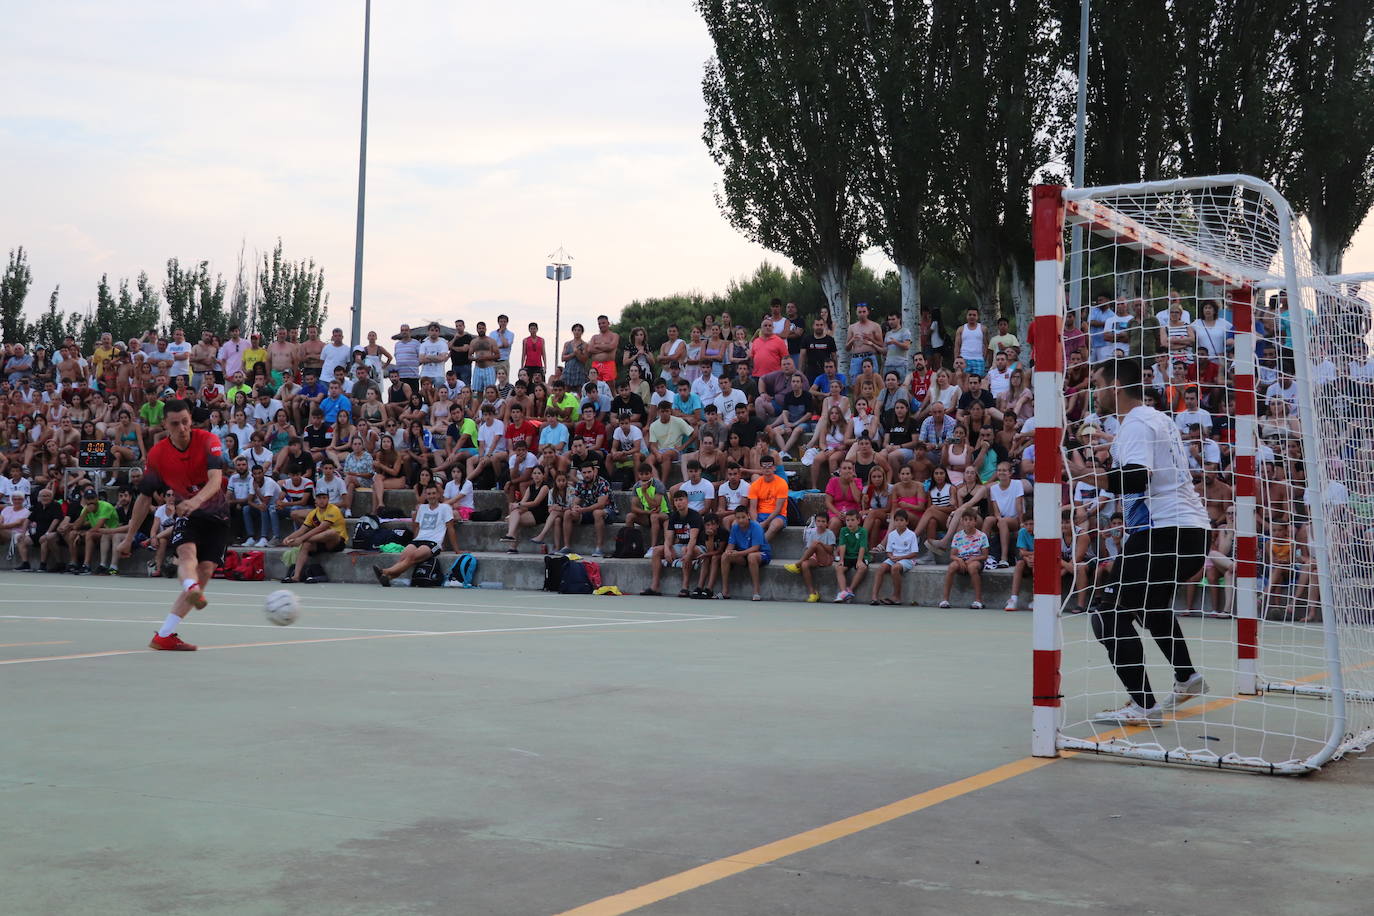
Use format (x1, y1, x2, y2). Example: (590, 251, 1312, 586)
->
(1030, 175, 1374, 774)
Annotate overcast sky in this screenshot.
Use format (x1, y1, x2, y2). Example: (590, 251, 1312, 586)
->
(3, 1, 1371, 340)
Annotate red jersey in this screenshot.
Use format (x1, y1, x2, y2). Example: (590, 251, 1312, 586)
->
(505, 419, 539, 450)
(142, 428, 229, 520)
(909, 369, 934, 404)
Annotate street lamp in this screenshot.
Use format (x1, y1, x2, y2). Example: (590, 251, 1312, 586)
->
(349, 0, 371, 348)
(546, 246, 573, 366)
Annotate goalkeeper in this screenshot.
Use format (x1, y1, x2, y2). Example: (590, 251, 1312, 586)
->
(1086, 358, 1210, 725)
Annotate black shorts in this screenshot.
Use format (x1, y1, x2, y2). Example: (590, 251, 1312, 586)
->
(169, 514, 231, 565)
(531, 505, 549, 525)
(412, 540, 441, 557)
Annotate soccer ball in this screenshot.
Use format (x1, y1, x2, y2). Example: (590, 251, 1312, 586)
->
(264, 589, 301, 626)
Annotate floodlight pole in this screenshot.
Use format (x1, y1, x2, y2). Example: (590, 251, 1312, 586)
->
(349, 0, 371, 348)
(1067, 0, 1090, 320)
(547, 247, 573, 368)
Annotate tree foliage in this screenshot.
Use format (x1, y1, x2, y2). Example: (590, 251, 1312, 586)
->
(699, 0, 871, 365)
(1, 246, 33, 344)
(165, 258, 228, 337)
(255, 239, 329, 336)
(1283, 0, 1374, 273)
(30, 286, 82, 352)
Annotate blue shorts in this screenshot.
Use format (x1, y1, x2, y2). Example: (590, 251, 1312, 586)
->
(964, 358, 986, 377)
(758, 511, 787, 528)
(471, 366, 496, 391)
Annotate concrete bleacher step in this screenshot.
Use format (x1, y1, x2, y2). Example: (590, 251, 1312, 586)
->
(350, 487, 829, 522)
(0, 550, 1016, 607)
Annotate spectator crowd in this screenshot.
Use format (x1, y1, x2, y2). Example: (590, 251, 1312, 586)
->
(0, 289, 1356, 611)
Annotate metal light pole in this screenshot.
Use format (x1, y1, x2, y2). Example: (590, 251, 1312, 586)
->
(546, 247, 573, 367)
(349, 0, 371, 348)
(1067, 0, 1090, 320)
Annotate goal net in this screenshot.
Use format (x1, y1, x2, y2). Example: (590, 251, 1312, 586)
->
(1030, 176, 1374, 774)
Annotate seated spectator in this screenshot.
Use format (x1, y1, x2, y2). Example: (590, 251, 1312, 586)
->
(868, 508, 920, 605)
(982, 461, 1026, 566)
(940, 511, 990, 609)
(720, 504, 770, 601)
(532, 469, 573, 552)
(748, 455, 790, 541)
(785, 510, 835, 603)
(278, 469, 315, 526)
(563, 460, 614, 557)
(279, 491, 347, 584)
(1005, 515, 1036, 611)
(501, 465, 550, 552)
(371, 482, 458, 586)
(641, 490, 704, 597)
(0, 491, 31, 568)
(691, 513, 726, 599)
(647, 401, 694, 482)
(340, 437, 375, 514)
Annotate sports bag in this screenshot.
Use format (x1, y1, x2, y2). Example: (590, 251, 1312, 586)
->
(214, 550, 242, 579)
(448, 553, 478, 586)
(559, 560, 593, 595)
(613, 526, 645, 559)
(229, 550, 266, 581)
(351, 513, 383, 549)
(410, 553, 446, 588)
(543, 554, 570, 592)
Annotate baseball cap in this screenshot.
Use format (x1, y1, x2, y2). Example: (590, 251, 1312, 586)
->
(82, 488, 99, 500)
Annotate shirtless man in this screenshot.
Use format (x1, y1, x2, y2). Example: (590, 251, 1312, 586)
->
(845, 303, 885, 379)
(267, 328, 299, 385)
(57, 343, 90, 390)
(588, 314, 621, 383)
(189, 332, 219, 387)
(298, 326, 325, 374)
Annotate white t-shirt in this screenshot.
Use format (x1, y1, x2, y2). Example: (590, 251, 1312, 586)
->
(1, 505, 30, 530)
(612, 424, 644, 453)
(413, 501, 454, 545)
(678, 478, 715, 513)
(717, 479, 750, 511)
(320, 343, 353, 379)
(443, 478, 474, 509)
(1187, 438, 1222, 469)
(1191, 318, 1231, 358)
(248, 399, 285, 424)
(0, 476, 33, 508)
(153, 503, 176, 529)
(476, 419, 507, 455)
(1111, 405, 1210, 531)
(417, 339, 450, 381)
(882, 526, 920, 559)
(989, 479, 1026, 518)
(1264, 380, 1299, 416)
(507, 452, 538, 475)
(314, 474, 346, 505)
(166, 341, 192, 377)
(986, 365, 1013, 398)
(227, 472, 254, 501)
(1173, 408, 1213, 434)
(254, 477, 282, 503)
(1156, 308, 1191, 327)
(713, 389, 749, 416)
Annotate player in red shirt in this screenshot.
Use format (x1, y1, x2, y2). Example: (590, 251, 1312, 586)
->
(119, 399, 229, 651)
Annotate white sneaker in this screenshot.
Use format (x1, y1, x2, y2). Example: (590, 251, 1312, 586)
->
(643, 549, 654, 559)
(983, 557, 998, 571)
(832, 590, 850, 603)
(938, 600, 951, 608)
(1005, 597, 1020, 611)
(970, 601, 984, 609)
(1093, 702, 1162, 726)
(257, 538, 270, 548)
(1159, 673, 1207, 711)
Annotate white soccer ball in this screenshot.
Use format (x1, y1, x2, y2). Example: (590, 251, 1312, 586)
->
(264, 589, 301, 626)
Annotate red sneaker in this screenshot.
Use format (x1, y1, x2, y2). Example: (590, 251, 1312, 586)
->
(149, 632, 198, 651)
(183, 585, 208, 609)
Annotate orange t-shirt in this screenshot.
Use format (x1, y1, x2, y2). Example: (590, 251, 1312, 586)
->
(749, 475, 790, 516)
(750, 335, 789, 378)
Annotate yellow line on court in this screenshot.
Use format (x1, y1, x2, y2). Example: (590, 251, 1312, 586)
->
(553, 695, 1252, 916)
(553, 755, 1058, 916)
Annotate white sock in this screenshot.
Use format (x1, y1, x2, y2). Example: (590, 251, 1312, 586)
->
(182, 578, 198, 591)
(158, 614, 182, 638)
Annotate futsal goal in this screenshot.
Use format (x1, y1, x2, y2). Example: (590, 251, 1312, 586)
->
(1030, 175, 1374, 774)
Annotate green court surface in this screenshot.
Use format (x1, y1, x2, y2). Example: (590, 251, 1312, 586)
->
(1, 574, 1370, 916)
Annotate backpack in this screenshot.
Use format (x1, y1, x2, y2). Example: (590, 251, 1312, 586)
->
(582, 560, 602, 589)
(230, 550, 265, 581)
(214, 550, 242, 579)
(448, 553, 478, 586)
(559, 560, 593, 594)
(613, 526, 645, 559)
(302, 562, 328, 584)
(410, 553, 446, 587)
(351, 514, 383, 549)
(543, 554, 570, 592)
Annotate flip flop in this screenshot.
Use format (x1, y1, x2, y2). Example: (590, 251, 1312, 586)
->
(880, 598, 897, 606)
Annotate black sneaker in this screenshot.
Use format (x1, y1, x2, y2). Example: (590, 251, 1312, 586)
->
(75, 565, 91, 576)
(15, 561, 30, 571)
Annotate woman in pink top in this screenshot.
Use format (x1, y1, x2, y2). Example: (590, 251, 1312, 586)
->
(824, 459, 864, 533)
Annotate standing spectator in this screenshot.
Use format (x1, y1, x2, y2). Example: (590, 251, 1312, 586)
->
(988, 316, 1019, 356)
(883, 313, 912, 377)
(491, 314, 516, 377)
(868, 508, 920, 605)
(521, 322, 547, 378)
(470, 321, 499, 391)
(749, 319, 789, 381)
(392, 324, 422, 389)
(799, 317, 837, 377)
(448, 319, 473, 384)
(418, 323, 451, 386)
(588, 315, 620, 383)
(319, 328, 352, 380)
(561, 323, 590, 392)
(846, 303, 884, 378)
(953, 308, 989, 377)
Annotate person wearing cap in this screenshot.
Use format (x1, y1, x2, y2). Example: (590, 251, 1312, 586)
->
(67, 488, 119, 575)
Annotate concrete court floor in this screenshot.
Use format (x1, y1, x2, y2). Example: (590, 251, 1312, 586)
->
(0, 574, 1370, 916)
